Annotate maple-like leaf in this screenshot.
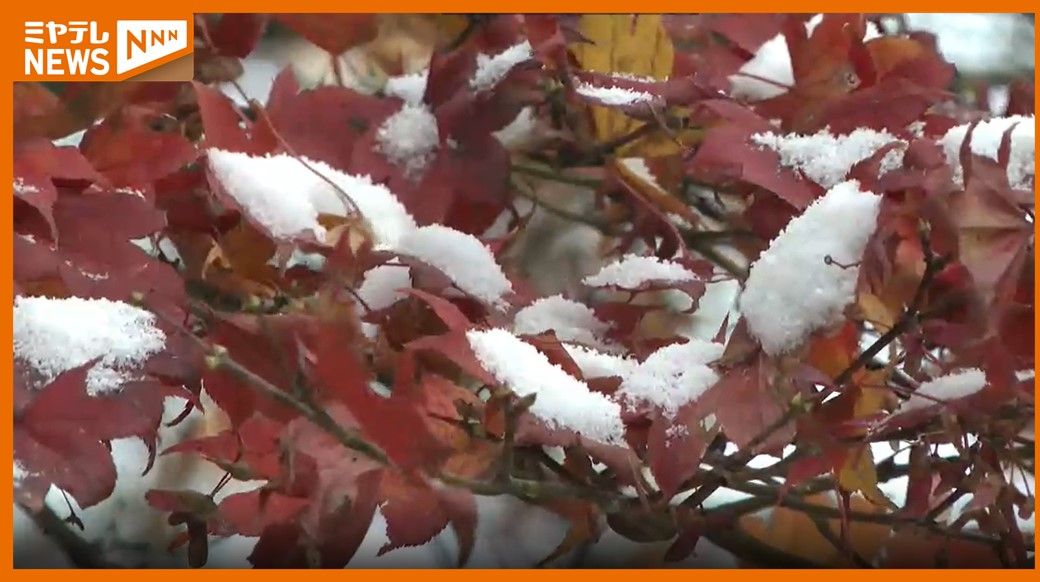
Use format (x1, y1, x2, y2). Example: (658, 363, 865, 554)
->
(15, 363, 163, 509)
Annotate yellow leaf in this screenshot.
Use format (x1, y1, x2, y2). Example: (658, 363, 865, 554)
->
(570, 15, 674, 154)
(838, 446, 893, 508)
(740, 493, 891, 566)
(857, 292, 897, 332)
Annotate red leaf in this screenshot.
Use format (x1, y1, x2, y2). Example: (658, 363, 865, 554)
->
(688, 125, 820, 210)
(193, 81, 277, 155)
(214, 489, 310, 537)
(207, 14, 269, 58)
(701, 355, 796, 453)
(312, 323, 446, 469)
(14, 364, 159, 508)
(274, 14, 378, 56)
(80, 106, 198, 187)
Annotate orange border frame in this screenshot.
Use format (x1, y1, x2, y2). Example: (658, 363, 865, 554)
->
(3, 2, 1038, 576)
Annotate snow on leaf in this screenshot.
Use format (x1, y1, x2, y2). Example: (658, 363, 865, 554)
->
(740, 180, 882, 356)
(583, 254, 698, 289)
(384, 70, 429, 106)
(357, 264, 412, 312)
(617, 339, 723, 417)
(514, 295, 611, 347)
(575, 83, 654, 106)
(466, 328, 625, 444)
(374, 104, 440, 180)
(897, 368, 988, 413)
(940, 115, 1035, 191)
(13, 295, 166, 396)
(206, 149, 416, 246)
(728, 34, 794, 101)
(396, 225, 512, 308)
(562, 344, 638, 379)
(751, 127, 906, 188)
(471, 40, 534, 91)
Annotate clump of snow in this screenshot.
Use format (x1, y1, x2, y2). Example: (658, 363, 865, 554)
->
(357, 264, 412, 311)
(939, 115, 1035, 191)
(575, 83, 653, 106)
(617, 339, 723, 417)
(563, 344, 638, 380)
(13, 296, 166, 396)
(897, 368, 988, 412)
(396, 225, 513, 308)
(384, 70, 429, 106)
(584, 255, 698, 289)
(375, 104, 440, 179)
(206, 149, 416, 247)
(467, 328, 625, 444)
(729, 15, 881, 101)
(471, 40, 533, 91)
(751, 128, 906, 188)
(740, 180, 882, 355)
(514, 295, 611, 347)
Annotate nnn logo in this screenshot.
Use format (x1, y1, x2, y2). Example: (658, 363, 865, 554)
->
(23, 18, 191, 80)
(117, 20, 187, 75)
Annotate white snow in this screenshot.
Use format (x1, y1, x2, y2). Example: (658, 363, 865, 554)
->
(356, 264, 412, 311)
(13, 296, 166, 396)
(583, 255, 699, 289)
(897, 368, 988, 412)
(575, 83, 653, 106)
(513, 295, 610, 347)
(471, 40, 533, 91)
(396, 225, 513, 308)
(206, 149, 416, 247)
(729, 15, 881, 101)
(562, 344, 638, 380)
(751, 127, 906, 188)
(617, 339, 723, 417)
(375, 104, 440, 180)
(466, 328, 625, 444)
(740, 180, 882, 356)
(939, 115, 1035, 191)
(384, 70, 429, 105)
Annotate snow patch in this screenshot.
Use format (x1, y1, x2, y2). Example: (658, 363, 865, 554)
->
(396, 225, 513, 308)
(206, 149, 416, 247)
(13, 296, 166, 396)
(740, 180, 882, 355)
(939, 115, 1035, 191)
(357, 264, 412, 312)
(375, 104, 440, 179)
(471, 40, 533, 91)
(384, 70, 429, 106)
(751, 127, 906, 188)
(467, 328, 625, 444)
(514, 295, 611, 347)
(897, 368, 988, 412)
(575, 83, 653, 106)
(562, 344, 638, 379)
(618, 339, 723, 417)
(584, 255, 698, 289)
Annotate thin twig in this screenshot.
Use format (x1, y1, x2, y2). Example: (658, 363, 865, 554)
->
(19, 503, 115, 568)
